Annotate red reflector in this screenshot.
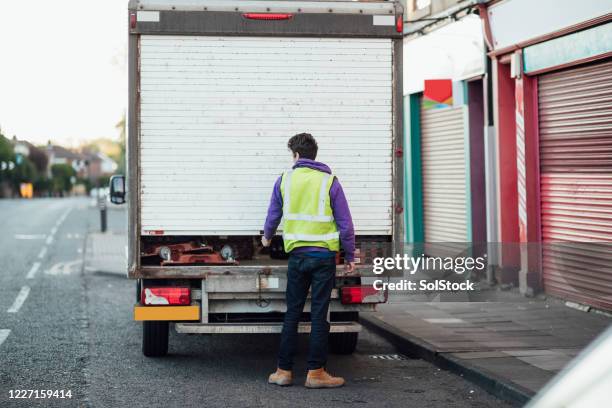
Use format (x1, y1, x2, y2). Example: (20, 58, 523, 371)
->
(130, 12, 137, 29)
(341, 286, 387, 305)
(243, 13, 293, 21)
(142, 287, 191, 306)
(396, 15, 404, 33)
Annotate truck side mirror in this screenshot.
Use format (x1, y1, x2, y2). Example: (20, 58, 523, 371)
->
(109, 175, 126, 205)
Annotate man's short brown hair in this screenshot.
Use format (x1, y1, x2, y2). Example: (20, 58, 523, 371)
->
(287, 133, 318, 160)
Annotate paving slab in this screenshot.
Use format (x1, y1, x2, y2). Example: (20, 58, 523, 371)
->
(86, 232, 127, 276)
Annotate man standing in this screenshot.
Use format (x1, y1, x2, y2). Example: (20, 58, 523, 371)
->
(262, 133, 355, 389)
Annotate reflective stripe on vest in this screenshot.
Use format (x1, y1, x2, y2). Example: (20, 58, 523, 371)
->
(284, 214, 334, 222)
(282, 170, 293, 217)
(317, 173, 332, 216)
(283, 232, 340, 241)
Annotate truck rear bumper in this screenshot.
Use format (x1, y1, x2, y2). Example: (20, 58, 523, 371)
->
(175, 322, 362, 334)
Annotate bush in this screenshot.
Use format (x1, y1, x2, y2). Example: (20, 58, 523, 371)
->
(33, 176, 53, 197)
(51, 163, 76, 194)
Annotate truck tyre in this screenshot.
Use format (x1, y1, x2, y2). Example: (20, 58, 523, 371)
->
(136, 279, 142, 303)
(142, 321, 169, 357)
(329, 332, 358, 355)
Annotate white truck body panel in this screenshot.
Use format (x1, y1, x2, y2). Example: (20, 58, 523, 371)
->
(139, 36, 394, 236)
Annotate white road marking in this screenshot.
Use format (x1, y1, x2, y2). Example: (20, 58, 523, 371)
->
(7, 286, 31, 313)
(57, 208, 72, 225)
(38, 246, 47, 259)
(26, 262, 41, 279)
(423, 318, 466, 324)
(14, 234, 47, 240)
(369, 354, 406, 360)
(47, 208, 72, 244)
(45, 260, 82, 276)
(0, 330, 10, 348)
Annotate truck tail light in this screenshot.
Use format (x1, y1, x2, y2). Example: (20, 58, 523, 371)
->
(341, 286, 387, 305)
(142, 287, 191, 305)
(243, 13, 293, 21)
(396, 15, 404, 33)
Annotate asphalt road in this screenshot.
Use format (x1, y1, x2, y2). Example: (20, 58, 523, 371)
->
(0, 198, 510, 408)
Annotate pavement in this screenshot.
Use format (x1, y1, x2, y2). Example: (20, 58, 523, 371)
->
(362, 290, 611, 405)
(0, 197, 510, 408)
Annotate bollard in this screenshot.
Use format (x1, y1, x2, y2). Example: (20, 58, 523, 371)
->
(100, 197, 107, 233)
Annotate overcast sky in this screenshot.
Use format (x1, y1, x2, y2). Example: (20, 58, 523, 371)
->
(0, 0, 127, 147)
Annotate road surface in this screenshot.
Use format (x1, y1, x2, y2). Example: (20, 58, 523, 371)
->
(0, 198, 510, 407)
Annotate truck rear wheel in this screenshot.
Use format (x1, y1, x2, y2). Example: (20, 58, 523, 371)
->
(142, 321, 169, 357)
(329, 332, 358, 355)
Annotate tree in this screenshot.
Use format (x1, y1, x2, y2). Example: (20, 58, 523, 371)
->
(28, 145, 48, 174)
(0, 134, 12, 162)
(12, 158, 37, 185)
(0, 133, 41, 196)
(0, 133, 15, 186)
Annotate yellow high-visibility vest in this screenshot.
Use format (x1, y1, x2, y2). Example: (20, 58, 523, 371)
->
(280, 167, 340, 253)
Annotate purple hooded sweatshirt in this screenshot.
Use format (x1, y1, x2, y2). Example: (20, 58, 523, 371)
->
(263, 158, 355, 262)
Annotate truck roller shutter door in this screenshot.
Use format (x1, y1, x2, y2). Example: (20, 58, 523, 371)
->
(420, 105, 469, 245)
(138, 36, 393, 236)
(539, 58, 612, 311)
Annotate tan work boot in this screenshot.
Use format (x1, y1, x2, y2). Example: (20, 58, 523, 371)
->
(268, 368, 293, 386)
(305, 368, 345, 388)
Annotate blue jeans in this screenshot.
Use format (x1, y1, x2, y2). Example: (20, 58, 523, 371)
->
(278, 253, 336, 371)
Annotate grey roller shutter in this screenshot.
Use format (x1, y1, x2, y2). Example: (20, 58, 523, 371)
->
(420, 105, 469, 243)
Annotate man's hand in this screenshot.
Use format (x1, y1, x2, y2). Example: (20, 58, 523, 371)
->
(261, 236, 271, 247)
(344, 261, 355, 274)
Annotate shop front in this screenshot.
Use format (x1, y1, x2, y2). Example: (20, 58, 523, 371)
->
(484, 0, 612, 308)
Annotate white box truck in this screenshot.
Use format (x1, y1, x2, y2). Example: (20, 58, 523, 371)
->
(110, 0, 404, 357)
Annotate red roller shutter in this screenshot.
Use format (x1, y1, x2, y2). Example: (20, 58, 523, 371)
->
(538, 59, 612, 310)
